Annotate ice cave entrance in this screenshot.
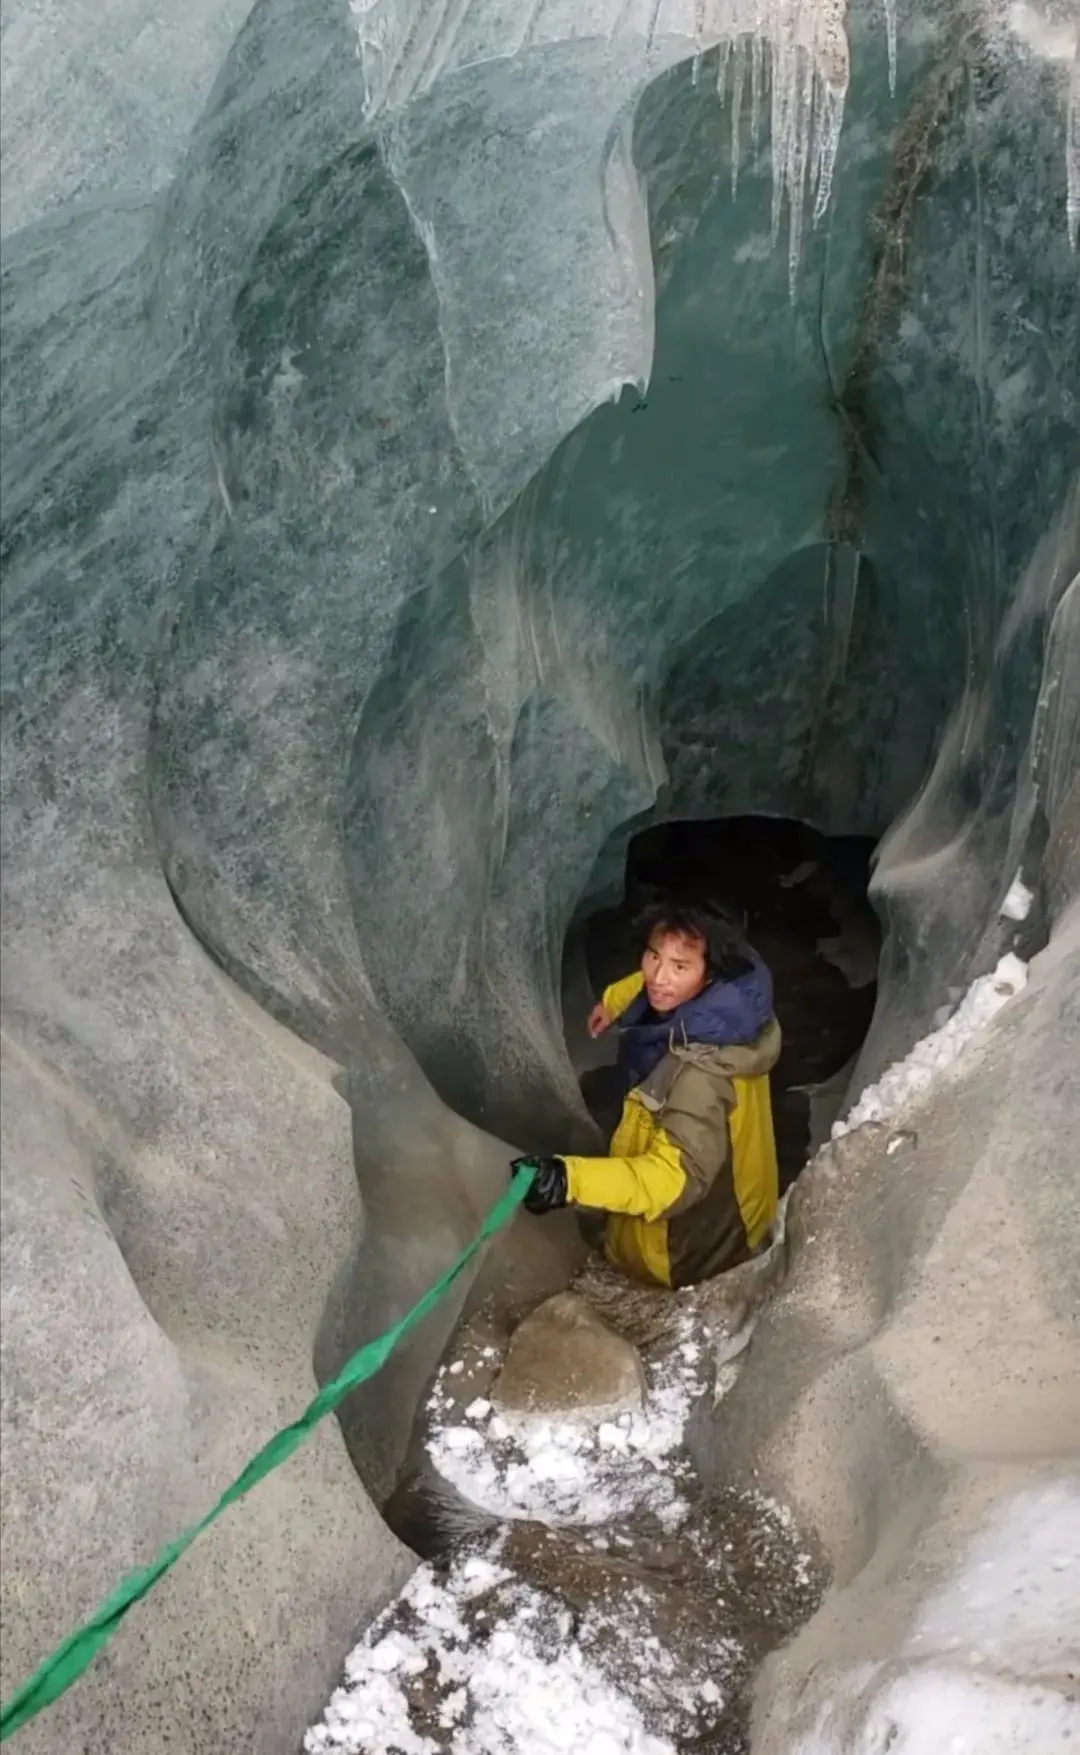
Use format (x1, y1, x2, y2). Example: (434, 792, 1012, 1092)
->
(572, 815, 880, 1185)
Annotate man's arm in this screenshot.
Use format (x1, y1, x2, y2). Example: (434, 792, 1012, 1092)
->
(601, 970, 645, 1018)
(588, 969, 645, 1038)
(562, 1062, 732, 1222)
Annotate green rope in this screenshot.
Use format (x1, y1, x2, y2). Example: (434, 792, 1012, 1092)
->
(0, 1165, 535, 1743)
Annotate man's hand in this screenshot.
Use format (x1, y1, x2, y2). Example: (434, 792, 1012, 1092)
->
(587, 1002, 614, 1038)
(510, 1156, 569, 1215)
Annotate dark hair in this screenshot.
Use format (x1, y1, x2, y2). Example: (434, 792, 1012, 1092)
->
(633, 897, 755, 983)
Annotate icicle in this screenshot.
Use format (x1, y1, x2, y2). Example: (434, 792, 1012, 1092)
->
(784, 42, 816, 279)
(812, 69, 846, 223)
(731, 36, 748, 195)
(810, 18, 849, 226)
(750, 30, 765, 146)
(883, 0, 897, 97)
(692, 0, 707, 85)
(1069, 40, 1079, 248)
(715, 34, 732, 98)
(768, 19, 794, 244)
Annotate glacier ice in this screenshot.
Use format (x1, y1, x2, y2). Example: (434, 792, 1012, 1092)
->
(355, 0, 854, 300)
(1, 0, 1079, 1750)
(1004, 0, 1080, 244)
(705, 907, 1080, 1755)
(0, 0, 257, 234)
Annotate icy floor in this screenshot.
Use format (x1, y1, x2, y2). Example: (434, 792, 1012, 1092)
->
(306, 1256, 814, 1754)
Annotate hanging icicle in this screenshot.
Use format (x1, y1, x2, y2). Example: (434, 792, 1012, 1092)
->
(883, 0, 897, 96)
(704, 2, 851, 291)
(1068, 36, 1079, 248)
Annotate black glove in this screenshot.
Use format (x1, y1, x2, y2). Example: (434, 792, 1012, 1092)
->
(510, 1155, 569, 1215)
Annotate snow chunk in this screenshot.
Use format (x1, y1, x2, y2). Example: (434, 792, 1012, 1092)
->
(1000, 874, 1034, 922)
(459, 1621, 674, 1755)
(366, 1631, 426, 1675)
(834, 955, 1027, 1139)
(441, 1425, 481, 1452)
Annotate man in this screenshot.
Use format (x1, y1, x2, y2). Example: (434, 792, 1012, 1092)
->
(512, 900, 781, 1289)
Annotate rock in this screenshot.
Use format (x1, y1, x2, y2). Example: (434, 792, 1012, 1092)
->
(492, 1293, 647, 1419)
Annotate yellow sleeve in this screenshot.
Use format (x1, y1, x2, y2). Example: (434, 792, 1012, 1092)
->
(563, 1131, 686, 1223)
(601, 970, 644, 1019)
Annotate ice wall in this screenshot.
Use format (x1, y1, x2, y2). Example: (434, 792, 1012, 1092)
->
(704, 902, 1080, 1755)
(0, 0, 257, 233)
(1, 0, 1078, 1749)
(1002, 0, 1080, 243)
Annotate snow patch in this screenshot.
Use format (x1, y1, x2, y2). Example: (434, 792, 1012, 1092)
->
(785, 1483, 1080, 1754)
(834, 954, 1027, 1138)
(305, 1539, 675, 1755)
(913, 1481, 1080, 1672)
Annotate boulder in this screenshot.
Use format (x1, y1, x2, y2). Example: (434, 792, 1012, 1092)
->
(492, 1292, 647, 1419)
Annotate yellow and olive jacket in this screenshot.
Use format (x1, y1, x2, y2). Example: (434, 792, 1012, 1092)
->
(565, 971, 781, 1288)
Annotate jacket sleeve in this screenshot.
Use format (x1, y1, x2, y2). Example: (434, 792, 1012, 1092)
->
(563, 1128, 687, 1223)
(562, 1063, 732, 1223)
(601, 969, 644, 1019)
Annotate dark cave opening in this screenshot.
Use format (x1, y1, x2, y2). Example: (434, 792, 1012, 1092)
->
(575, 815, 882, 1190)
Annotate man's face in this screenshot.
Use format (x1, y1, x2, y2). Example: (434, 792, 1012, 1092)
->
(641, 927, 708, 1014)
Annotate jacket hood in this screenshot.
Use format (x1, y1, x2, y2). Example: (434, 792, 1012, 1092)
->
(616, 954, 774, 1086)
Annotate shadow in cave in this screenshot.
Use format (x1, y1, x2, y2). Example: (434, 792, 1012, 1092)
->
(577, 814, 881, 1191)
